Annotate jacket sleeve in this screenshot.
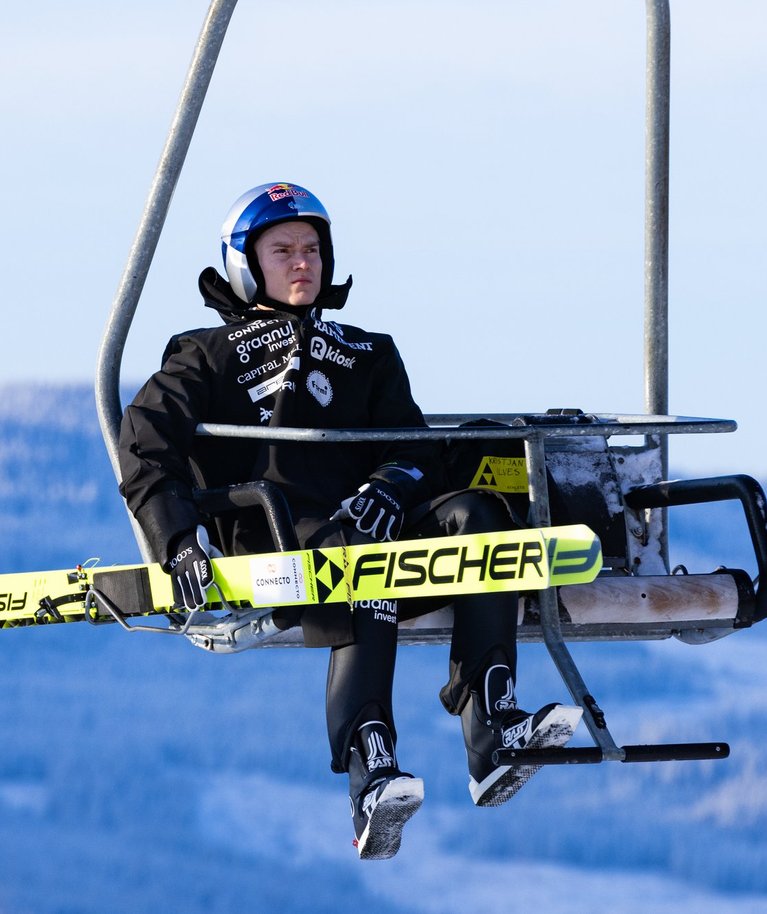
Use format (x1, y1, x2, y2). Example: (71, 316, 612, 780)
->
(365, 336, 446, 505)
(118, 334, 212, 563)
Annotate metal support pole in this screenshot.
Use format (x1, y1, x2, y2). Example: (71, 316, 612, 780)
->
(644, 0, 671, 570)
(95, 0, 239, 483)
(525, 436, 623, 758)
(644, 0, 671, 475)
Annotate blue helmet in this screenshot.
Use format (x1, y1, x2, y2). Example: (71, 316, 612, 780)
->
(221, 182, 335, 304)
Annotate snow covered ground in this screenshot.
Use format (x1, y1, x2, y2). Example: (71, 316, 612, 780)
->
(2, 384, 767, 913)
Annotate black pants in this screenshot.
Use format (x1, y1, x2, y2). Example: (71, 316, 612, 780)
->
(298, 490, 520, 773)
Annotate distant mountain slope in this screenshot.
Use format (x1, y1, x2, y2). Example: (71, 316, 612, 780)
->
(0, 383, 139, 570)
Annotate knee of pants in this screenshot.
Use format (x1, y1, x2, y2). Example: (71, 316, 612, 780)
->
(440, 490, 515, 536)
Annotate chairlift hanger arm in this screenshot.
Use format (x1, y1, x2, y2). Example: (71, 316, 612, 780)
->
(96, 0, 239, 482)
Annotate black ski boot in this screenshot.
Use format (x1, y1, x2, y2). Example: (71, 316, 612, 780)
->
(348, 719, 423, 860)
(461, 663, 582, 807)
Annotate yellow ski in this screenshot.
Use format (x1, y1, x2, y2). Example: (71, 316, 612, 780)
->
(0, 525, 601, 629)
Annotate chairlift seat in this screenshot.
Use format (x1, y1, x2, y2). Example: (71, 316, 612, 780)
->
(191, 416, 766, 649)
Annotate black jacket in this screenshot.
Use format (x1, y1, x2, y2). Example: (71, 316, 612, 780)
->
(118, 279, 441, 564)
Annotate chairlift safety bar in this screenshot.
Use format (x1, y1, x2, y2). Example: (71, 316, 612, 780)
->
(195, 414, 736, 444)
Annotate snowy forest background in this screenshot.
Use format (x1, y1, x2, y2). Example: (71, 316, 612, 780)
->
(2, 383, 767, 913)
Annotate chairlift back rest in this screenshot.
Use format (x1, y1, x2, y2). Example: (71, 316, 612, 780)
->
(402, 431, 759, 646)
(438, 415, 663, 576)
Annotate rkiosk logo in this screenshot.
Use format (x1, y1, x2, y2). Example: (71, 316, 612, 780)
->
(310, 336, 357, 370)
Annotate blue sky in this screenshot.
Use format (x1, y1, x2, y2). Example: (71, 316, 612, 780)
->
(2, 0, 765, 476)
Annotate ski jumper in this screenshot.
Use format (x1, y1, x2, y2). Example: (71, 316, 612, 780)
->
(118, 275, 520, 771)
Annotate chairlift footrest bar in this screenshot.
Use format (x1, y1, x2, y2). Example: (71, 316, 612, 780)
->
(492, 742, 730, 766)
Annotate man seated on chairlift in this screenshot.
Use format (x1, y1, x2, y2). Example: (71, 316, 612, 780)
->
(118, 181, 582, 860)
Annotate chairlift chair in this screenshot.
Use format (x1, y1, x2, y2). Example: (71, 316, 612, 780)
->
(94, 0, 767, 770)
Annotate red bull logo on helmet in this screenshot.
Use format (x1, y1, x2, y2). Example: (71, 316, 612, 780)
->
(267, 183, 309, 202)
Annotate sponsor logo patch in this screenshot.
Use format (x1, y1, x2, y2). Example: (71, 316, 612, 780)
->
(0, 592, 27, 612)
(502, 719, 530, 748)
(351, 539, 546, 591)
(312, 319, 373, 351)
(469, 456, 529, 494)
(169, 547, 193, 569)
(267, 183, 309, 202)
(309, 336, 357, 369)
(249, 554, 306, 604)
(355, 598, 398, 624)
(365, 729, 395, 771)
(306, 370, 333, 406)
(231, 324, 295, 364)
(245, 356, 300, 403)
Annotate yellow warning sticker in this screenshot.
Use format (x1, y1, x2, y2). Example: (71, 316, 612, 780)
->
(469, 456, 529, 494)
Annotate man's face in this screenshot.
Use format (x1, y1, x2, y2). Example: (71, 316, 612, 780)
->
(253, 221, 322, 307)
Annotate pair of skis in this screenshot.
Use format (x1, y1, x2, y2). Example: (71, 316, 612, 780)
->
(0, 524, 602, 629)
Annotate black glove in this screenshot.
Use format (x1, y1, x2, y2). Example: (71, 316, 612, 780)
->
(165, 525, 216, 611)
(330, 481, 405, 542)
